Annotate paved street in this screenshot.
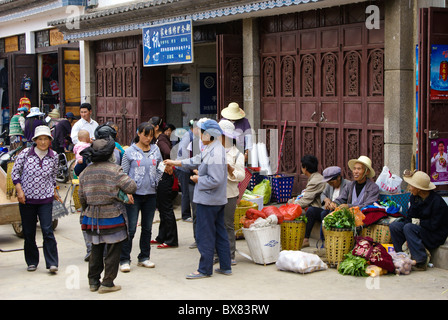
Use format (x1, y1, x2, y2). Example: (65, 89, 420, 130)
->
(1, 182, 448, 302)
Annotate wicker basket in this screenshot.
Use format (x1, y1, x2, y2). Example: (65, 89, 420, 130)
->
(6, 161, 15, 199)
(234, 202, 258, 239)
(71, 179, 81, 210)
(65, 152, 75, 162)
(280, 220, 306, 250)
(361, 223, 391, 244)
(323, 227, 355, 267)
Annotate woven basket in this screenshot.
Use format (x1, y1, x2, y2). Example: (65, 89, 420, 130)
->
(71, 179, 81, 210)
(361, 223, 391, 244)
(323, 227, 355, 267)
(65, 152, 75, 162)
(280, 220, 306, 250)
(6, 161, 15, 199)
(234, 202, 258, 239)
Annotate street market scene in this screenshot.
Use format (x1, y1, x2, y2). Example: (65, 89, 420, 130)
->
(1, 0, 448, 303)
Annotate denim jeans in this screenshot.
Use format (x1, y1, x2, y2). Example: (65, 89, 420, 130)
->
(120, 194, 156, 264)
(196, 203, 231, 276)
(389, 221, 428, 263)
(19, 202, 58, 269)
(305, 206, 330, 240)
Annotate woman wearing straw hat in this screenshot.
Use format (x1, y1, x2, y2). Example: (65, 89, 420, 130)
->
(330, 155, 379, 211)
(11, 125, 60, 273)
(389, 170, 448, 270)
(221, 102, 252, 161)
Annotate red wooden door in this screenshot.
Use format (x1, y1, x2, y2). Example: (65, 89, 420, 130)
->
(261, 20, 385, 192)
(8, 53, 37, 114)
(217, 34, 243, 117)
(418, 7, 448, 192)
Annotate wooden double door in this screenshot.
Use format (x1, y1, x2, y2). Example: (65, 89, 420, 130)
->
(260, 21, 385, 192)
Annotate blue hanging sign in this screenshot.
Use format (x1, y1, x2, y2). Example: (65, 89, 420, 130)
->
(142, 20, 193, 67)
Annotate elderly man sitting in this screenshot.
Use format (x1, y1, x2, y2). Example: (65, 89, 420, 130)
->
(303, 166, 349, 247)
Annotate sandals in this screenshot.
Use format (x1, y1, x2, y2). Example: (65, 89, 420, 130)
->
(157, 243, 177, 249)
(186, 271, 210, 279)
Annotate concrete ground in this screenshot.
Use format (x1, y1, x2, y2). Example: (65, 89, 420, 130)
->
(1, 182, 448, 302)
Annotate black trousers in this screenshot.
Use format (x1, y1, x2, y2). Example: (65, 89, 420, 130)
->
(155, 172, 178, 246)
(88, 240, 123, 287)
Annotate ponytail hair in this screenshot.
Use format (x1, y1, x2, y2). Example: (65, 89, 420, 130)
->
(149, 116, 163, 131)
(134, 122, 155, 143)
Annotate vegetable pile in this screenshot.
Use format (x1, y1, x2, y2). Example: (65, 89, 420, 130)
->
(338, 253, 369, 277)
(322, 206, 356, 230)
(390, 252, 416, 275)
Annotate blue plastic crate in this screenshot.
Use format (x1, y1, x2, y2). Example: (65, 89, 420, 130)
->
(248, 172, 266, 191)
(268, 174, 295, 203)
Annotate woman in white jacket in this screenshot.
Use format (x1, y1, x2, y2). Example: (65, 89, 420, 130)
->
(219, 120, 246, 265)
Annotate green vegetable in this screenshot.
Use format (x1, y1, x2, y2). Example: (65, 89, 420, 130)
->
(322, 207, 355, 230)
(338, 253, 368, 277)
(294, 215, 308, 223)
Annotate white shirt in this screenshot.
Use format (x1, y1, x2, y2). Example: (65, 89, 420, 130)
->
(70, 118, 99, 144)
(431, 152, 448, 172)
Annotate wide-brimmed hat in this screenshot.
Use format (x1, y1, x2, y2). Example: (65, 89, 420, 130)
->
(321, 166, 342, 182)
(48, 109, 60, 119)
(198, 119, 223, 137)
(348, 155, 375, 178)
(26, 107, 45, 118)
(221, 102, 245, 120)
(219, 119, 241, 139)
(403, 170, 435, 191)
(32, 125, 53, 141)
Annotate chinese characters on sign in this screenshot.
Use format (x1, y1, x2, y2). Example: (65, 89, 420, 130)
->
(430, 45, 448, 100)
(143, 20, 193, 67)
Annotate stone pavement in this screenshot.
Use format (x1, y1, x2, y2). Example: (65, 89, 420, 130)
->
(1, 182, 448, 302)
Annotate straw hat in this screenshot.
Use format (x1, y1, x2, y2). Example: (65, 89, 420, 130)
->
(48, 109, 60, 119)
(403, 171, 435, 191)
(221, 102, 245, 120)
(32, 125, 53, 141)
(348, 155, 375, 178)
(219, 119, 241, 139)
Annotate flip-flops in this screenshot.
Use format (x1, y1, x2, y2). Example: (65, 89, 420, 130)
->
(157, 243, 177, 249)
(186, 271, 210, 279)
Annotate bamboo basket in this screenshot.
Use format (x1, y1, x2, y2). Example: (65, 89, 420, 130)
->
(280, 220, 306, 250)
(361, 223, 391, 244)
(6, 161, 15, 199)
(323, 227, 355, 267)
(234, 201, 258, 239)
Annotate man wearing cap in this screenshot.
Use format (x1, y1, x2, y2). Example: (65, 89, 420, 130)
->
(52, 112, 77, 154)
(330, 156, 379, 211)
(221, 102, 252, 162)
(70, 103, 98, 145)
(303, 166, 348, 247)
(164, 119, 231, 279)
(390, 170, 448, 270)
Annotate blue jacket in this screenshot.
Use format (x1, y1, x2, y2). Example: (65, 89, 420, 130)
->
(121, 143, 163, 195)
(181, 140, 227, 206)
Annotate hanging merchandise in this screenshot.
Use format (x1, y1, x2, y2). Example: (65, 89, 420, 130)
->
(20, 75, 32, 91)
(49, 80, 60, 95)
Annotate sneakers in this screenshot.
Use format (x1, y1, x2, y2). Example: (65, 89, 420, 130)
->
(49, 266, 58, 274)
(27, 265, 37, 272)
(137, 260, 155, 268)
(120, 263, 131, 273)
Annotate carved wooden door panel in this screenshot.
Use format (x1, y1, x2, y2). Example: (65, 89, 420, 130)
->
(217, 34, 243, 116)
(8, 54, 37, 114)
(96, 48, 139, 145)
(58, 47, 80, 117)
(261, 22, 384, 193)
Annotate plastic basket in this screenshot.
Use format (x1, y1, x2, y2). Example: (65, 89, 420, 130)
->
(280, 220, 306, 250)
(379, 192, 411, 216)
(242, 225, 281, 265)
(323, 227, 355, 267)
(234, 201, 258, 239)
(361, 222, 391, 244)
(248, 172, 266, 191)
(268, 174, 295, 203)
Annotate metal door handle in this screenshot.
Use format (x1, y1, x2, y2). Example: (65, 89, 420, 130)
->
(311, 111, 316, 121)
(320, 112, 327, 122)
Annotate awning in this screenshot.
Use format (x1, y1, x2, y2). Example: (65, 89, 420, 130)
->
(48, 0, 323, 41)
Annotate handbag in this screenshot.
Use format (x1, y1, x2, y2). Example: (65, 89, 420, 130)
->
(352, 236, 395, 272)
(52, 190, 69, 219)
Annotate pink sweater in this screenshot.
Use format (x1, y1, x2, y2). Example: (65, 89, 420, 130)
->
(73, 141, 91, 162)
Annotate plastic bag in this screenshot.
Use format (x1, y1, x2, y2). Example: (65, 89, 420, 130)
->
(350, 206, 365, 227)
(276, 250, 328, 274)
(375, 166, 402, 194)
(278, 203, 302, 221)
(262, 206, 284, 224)
(253, 179, 271, 204)
(390, 252, 416, 275)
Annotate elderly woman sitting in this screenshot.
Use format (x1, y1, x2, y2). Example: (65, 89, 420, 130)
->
(329, 156, 379, 210)
(389, 170, 448, 271)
